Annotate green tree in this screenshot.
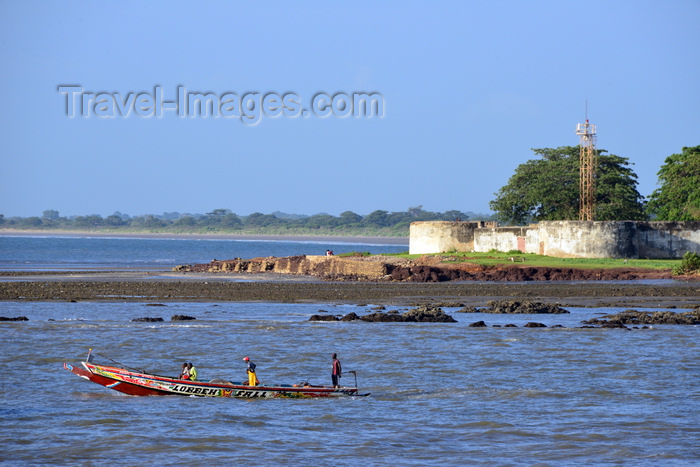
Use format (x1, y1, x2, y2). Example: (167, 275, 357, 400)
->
(42, 210, 60, 220)
(363, 210, 389, 227)
(244, 212, 279, 227)
(174, 216, 197, 227)
(304, 214, 339, 229)
(207, 208, 231, 217)
(105, 215, 126, 226)
(646, 145, 700, 221)
(339, 211, 363, 225)
(490, 146, 646, 225)
(73, 215, 104, 228)
(442, 210, 469, 221)
(200, 209, 233, 227)
(131, 215, 166, 228)
(220, 213, 243, 228)
(594, 153, 647, 221)
(407, 205, 424, 217)
(20, 217, 43, 227)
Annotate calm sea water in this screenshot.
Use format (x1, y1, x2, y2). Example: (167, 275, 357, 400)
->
(0, 235, 408, 271)
(1, 236, 698, 465)
(1, 302, 699, 466)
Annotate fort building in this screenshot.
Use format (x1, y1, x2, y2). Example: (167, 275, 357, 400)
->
(409, 220, 700, 259)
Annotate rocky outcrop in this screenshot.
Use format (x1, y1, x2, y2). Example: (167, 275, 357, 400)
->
(402, 305, 457, 322)
(174, 255, 394, 281)
(130, 315, 196, 322)
(456, 306, 480, 313)
(582, 308, 700, 326)
(309, 304, 457, 323)
(0, 316, 29, 321)
(524, 322, 547, 328)
(308, 313, 341, 321)
(458, 300, 569, 314)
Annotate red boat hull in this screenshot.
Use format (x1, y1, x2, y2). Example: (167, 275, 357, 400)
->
(64, 362, 170, 396)
(64, 361, 364, 398)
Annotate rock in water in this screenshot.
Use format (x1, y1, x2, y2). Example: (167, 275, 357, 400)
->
(328, 305, 457, 323)
(171, 315, 196, 321)
(485, 300, 569, 314)
(524, 322, 547, 328)
(309, 314, 340, 321)
(401, 305, 457, 322)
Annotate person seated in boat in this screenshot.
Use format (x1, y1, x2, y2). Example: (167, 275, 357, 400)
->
(243, 357, 259, 386)
(188, 362, 198, 381)
(180, 362, 190, 380)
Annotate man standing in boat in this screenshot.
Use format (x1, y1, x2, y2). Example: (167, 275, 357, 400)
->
(243, 357, 259, 386)
(332, 353, 342, 388)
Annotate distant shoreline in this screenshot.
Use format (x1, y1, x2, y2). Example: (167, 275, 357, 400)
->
(0, 229, 409, 246)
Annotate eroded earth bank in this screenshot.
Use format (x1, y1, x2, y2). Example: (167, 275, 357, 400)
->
(173, 254, 676, 282)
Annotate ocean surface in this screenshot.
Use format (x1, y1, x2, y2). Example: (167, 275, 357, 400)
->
(0, 234, 408, 271)
(1, 235, 698, 465)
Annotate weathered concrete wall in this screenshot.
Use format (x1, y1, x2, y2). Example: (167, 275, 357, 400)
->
(636, 221, 700, 258)
(473, 226, 530, 253)
(410, 220, 700, 259)
(535, 221, 634, 258)
(409, 221, 481, 254)
(535, 221, 700, 258)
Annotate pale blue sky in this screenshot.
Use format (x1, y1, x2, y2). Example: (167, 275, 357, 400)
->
(1, 1, 698, 218)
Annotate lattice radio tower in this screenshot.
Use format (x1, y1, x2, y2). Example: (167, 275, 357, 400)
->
(576, 108, 597, 221)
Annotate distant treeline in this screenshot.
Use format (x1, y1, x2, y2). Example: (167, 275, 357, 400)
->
(0, 207, 495, 236)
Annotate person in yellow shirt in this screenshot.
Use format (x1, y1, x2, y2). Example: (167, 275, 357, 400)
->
(243, 357, 259, 386)
(187, 362, 198, 381)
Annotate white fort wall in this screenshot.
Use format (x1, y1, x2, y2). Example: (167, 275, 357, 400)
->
(409, 221, 491, 255)
(410, 220, 700, 259)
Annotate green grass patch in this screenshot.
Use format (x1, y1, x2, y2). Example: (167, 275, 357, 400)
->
(387, 251, 680, 270)
(337, 251, 372, 257)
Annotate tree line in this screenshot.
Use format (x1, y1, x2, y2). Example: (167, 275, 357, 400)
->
(2, 145, 697, 234)
(489, 145, 699, 224)
(0, 207, 492, 236)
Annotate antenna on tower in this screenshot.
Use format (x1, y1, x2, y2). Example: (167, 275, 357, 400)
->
(576, 106, 597, 221)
